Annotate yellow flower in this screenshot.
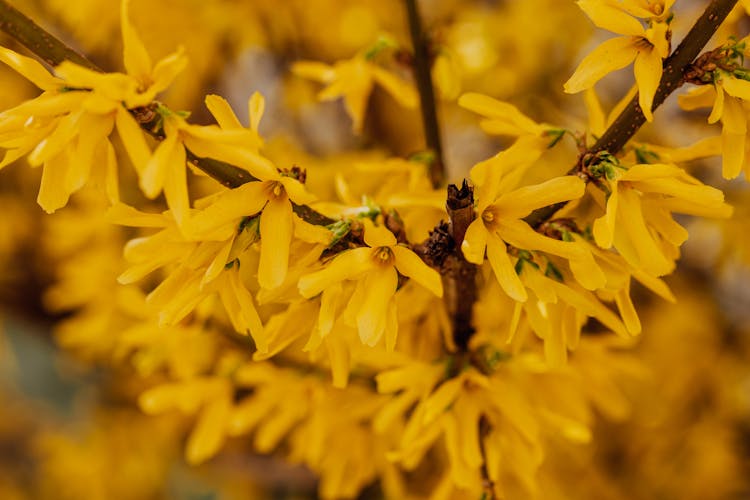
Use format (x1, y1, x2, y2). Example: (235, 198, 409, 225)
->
(298, 219, 442, 349)
(458, 92, 549, 138)
(139, 375, 233, 465)
(139, 98, 277, 227)
(0, 0, 186, 213)
(292, 48, 418, 133)
(592, 163, 733, 276)
(461, 165, 588, 302)
(564, 0, 672, 122)
(108, 203, 267, 351)
(187, 169, 318, 290)
(678, 77, 750, 179)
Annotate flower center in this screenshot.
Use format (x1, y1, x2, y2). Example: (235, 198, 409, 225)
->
(634, 36, 653, 51)
(267, 181, 286, 200)
(372, 246, 395, 266)
(481, 208, 498, 229)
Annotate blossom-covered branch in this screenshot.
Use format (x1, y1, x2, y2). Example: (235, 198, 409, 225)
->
(0, 0, 336, 226)
(524, 0, 739, 228)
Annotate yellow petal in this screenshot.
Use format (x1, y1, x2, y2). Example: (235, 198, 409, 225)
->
(720, 95, 747, 179)
(206, 94, 243, 129)
(615, 283, 641, 335)
(495, 176, 585, 217)
(258, 197, 293, 289)
(371, 65, 418, 108)
(708, 83, 725, 124)
(55, 62, 135, 102)
(677, 85, 716, 111)
(584, 88, 606, 136)
(140, 126, 179, 198)
(393, 246, 443, 297)
(0, 46, 62, 90)
(280, 177, 316, 205)
(578, 0, 646, 36)
(486, 232, 527, 302)
(291, 61, 336, 83)
(318, 282, 343, 337)
(356, 268, 397, 346)
(162, 135, 189, 226)
(326, 337, 350, 388)
(459, 92, 542, 136)
(218, 267, 265, 350)
(298, 247, 372, 297)
(188, 181, 268, 238)
(593, 183, 619, 248)
(722, 129, 746, 179)
(147, 47, 188, 99)
(362, 218, 397, 247)
(569, 248, 607, 290)
(37, 152, 70, 213)
(564, 36, 637, 93)
(28, 111, 82, 166)
(103, 141, 119, 204)
(633, 48, 662, 122)
(182, 134, 276, 180)
(186, 392, 231, 465)
(722, 76, 750, 100)
(202, 237, 234, 287)
(618, 187, 673, 276)
(121, 0, 152, 81)
(423, 378, 462, 424)
(115, 106, 151, 175)
(249, 92, 265, 132)
(497, 219, 586, 261)
(461, 219, 488, 264)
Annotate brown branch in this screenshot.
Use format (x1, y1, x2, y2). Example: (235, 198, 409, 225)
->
(523, 0, 739, 228)
(405, 0, 445, 188)
(419, 181, 477, 351)
(0, 0, 335, 226)
(0, 1, 96, 70)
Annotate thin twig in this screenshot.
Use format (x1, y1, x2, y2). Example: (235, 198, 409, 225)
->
(0, 1, 96, 70)
(405, 0, 445, 188)
(523, 0, 739, 228)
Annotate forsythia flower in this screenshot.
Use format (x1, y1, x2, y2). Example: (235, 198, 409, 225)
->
(108, 203, 267, 351)
(0, 0, 186, 213)
(564, 0, 673, 121)
(298, 219, 442, 349)
(679, 76, 750, 179)
(140, 93, 275, 227)
(458, 92, 550, 138)
(292, 44, 418, 133)
(461, 166, 590, 302)
(592, 163, 733, 276)
(187, 168, 319, 290)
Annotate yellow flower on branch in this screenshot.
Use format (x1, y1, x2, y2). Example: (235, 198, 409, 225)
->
(592, 163, 733, 276)
(187, 167, 319, 291)
(461, 160, 590, 302)
(298, 219, 442, 349)
(0, 0, 186, 213)
(458, 92, 549, 138)
(108, 203, 267, 351)
(564, 0, 673, 122)
(679, 77, 750, 179)
(292, 42, 418, 133)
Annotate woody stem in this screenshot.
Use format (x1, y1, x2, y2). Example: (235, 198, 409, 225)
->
(523, 0, 739, 228)
(405, 0, 445, 188)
